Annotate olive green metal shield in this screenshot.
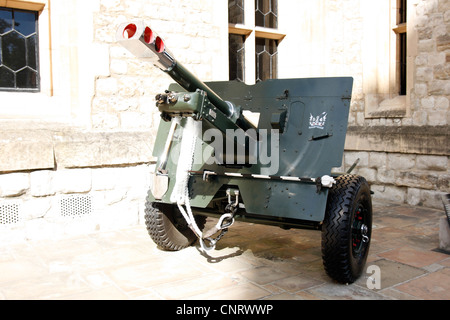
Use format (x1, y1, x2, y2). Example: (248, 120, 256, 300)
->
(150, 77, 353, 224)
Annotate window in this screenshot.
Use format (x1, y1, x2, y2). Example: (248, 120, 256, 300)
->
(255, 38, 277, 82)
(229, 34, 245, 82)
(362, 0, 411, 118)
(0, 7, 39, 91)
(395, 0, 407, 96)
(229, 0, 245, 25)
(228, 0, 284, 84)
(255, 0, 278, 82)
(255, 0, 277, 29)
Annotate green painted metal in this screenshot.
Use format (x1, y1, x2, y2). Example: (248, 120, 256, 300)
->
(165, 63, 233, 118)
(150, 77, 353, 225)
(156, 90, 205, 117)
(115, 20, 354, 228)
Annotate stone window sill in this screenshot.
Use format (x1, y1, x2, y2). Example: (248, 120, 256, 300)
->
(366, 95, 407, 118)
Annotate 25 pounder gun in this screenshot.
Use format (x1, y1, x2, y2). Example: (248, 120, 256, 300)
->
(116, 21, 373, 284)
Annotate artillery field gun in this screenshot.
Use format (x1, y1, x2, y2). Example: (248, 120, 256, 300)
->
(116, 21, 373, 284)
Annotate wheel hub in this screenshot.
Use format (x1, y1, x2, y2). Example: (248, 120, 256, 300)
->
(360, 224, 369, 243)
(352, 207, 370, 256)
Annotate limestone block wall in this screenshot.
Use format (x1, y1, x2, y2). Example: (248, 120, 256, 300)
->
(0, 0, 226, 242)
(337, 151, 449, 209)
(0, 125, 156, 243)
(92, 0, 227, 131)
(279, 0, 449, 209)
(343, 0, 449, 209)
(0, 165, 153, 243)
(228, 1, 439, 211)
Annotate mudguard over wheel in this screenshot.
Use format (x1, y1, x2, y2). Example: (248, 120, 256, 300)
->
(321, 174, 372, 284)
(144, 199, 206, 251)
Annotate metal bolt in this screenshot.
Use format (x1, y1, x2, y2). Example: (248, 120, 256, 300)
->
(168, 92, 178, 104)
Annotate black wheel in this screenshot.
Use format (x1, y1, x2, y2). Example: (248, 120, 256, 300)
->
(144, 199, 206, 251)
(321, 174, 372, 284)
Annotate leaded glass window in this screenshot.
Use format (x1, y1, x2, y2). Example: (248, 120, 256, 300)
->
(229, 0, 245, 25)
(228, 0, 282, 83)
(0, 7, 39, 91)
(229, 34, 245, 82)
(255, 38, 278, 82)
(255, 0, 278, 29)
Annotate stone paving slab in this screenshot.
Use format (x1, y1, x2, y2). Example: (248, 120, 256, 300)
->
(0, 200, 449, 300)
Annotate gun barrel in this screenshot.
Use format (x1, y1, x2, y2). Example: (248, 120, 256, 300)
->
(116, 21, 234, 118)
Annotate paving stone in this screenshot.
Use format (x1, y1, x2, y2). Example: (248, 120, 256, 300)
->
(0, 259, 47, 284)
(375, 214, 423, 228)
(196, 250, 253, 273)
(379, 246, 449, 268)
(372, 227, 413, 243)
(439, 258, 450, 267)
(238, 266, 296, 285)
(305, 283, 387, 300)
(0, 200, 448, 300)
(263, 292, 304, 300)
(105, 259, 208, 293)
(0, 272, 93, 299)
(271, 274, 324, 292)
(378, 288, 421, 300)
(354, 259, 426, 290)
(395, 268, 450, 300)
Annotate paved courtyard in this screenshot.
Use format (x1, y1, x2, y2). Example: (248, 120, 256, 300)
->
(0, 199, 448, 300)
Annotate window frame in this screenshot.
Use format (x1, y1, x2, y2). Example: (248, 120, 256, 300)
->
(363, 0, 414, 119)
(0, 6, 40, 92)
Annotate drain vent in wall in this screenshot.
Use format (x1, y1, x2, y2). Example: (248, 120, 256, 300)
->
(60, 195, 92, 218)
(0, 201, 21, 225)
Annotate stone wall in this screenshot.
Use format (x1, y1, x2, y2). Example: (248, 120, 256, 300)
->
(0, 164, 153, 243)
(0, 0, 224, 242)
(279, 0, 449, 209)
(343, 0, 449, 209)
(339, 151, 449, 208)
(413, 0, 449, 127)
(92, 0, 225, 131)
(0, 124, 156, 243)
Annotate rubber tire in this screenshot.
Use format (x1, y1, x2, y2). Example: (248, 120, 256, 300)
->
(144, 200, 206, 251)
(321, 174, 372, 284)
